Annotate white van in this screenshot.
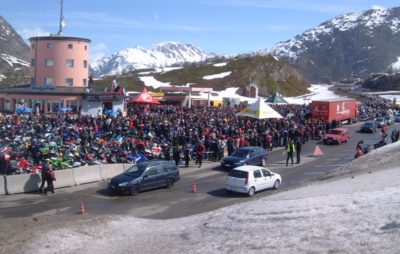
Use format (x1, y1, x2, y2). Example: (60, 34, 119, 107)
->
(225, 165, 281, 197)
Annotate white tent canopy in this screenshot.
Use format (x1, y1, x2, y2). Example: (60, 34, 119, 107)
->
(236, 98, 283, 119)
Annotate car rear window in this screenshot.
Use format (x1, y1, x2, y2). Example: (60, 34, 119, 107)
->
(229, 169, 248, 179)
(125, 164, 145, 177)
(165, 165, 178, 172)
(328, 129, 342, 135)
(231, 149, 250, 157)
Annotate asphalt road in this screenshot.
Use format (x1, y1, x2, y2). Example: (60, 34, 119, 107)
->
(1, 121, 398, 220)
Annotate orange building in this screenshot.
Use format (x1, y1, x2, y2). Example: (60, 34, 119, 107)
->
(0, 35, 126, 115)
(29, 36, 90, 88)
(0, 35, 91, 113)
(0, 1, 126, 115)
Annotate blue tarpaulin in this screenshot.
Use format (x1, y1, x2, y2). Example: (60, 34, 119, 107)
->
(105, 109, 119, 116)
(60, 106, 73, 111)
(16, 107, 33, 114)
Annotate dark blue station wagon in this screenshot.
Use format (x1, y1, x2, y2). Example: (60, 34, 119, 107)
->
(220, 146, 268, 170)
(108, 160, 180, 195)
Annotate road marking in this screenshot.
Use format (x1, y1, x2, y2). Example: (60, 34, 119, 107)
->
(314, 164, 344, 167)
(87, 194, 119, 200)
(304, 172, 325, 175)
(185, 170, 222, 178)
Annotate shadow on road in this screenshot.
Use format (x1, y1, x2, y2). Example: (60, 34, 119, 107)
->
(207, 188, 245, 198)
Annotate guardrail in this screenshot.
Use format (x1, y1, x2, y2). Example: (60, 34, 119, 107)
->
(0, 176, 6, 195)
(3, 163, 129, 195)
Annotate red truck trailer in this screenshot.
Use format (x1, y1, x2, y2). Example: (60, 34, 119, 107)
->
(311, 98, 359, 124)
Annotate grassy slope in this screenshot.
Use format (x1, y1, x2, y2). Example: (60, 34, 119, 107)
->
(2, 55, 310, 97)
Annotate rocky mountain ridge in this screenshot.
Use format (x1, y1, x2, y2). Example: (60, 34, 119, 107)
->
(90, 41, 215, 77)
(263, 7, 400, 83)
(0, 16, 30, 87)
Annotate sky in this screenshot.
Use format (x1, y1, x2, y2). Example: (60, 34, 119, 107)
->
(2, 0, 400, 63)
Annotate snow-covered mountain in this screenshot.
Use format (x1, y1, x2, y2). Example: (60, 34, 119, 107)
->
(262, 7, 400, 83)
(90, 41, 215, 77)
(0, 16, 30, 86)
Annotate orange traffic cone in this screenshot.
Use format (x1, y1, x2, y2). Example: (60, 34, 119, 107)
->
(191, 182, 197, 193)
(80, 202, 86, 215)
(313, 145, 323, 157)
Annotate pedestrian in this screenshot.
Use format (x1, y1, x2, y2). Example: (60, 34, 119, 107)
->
(196, 141, 206, 168)
(295, 140, 302, 164)
(38, 161, 49, 194)
(172, 146, 181, 166)
(44, 164, 56, 195)
(227, 137, 235, 155)
(184, 144, 191, 168)
(39, 161, 55, 195)
(286, 139, 296, 166)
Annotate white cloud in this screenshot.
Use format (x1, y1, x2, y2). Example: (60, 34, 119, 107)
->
(90, 43, 108, 65)
(17, 27, 50, 42)
(201, 0, 377, 14)
(371, 5, 386, 10)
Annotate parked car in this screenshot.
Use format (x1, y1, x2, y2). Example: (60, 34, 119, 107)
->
(108, 160, 180, 195)
(358, 114, 371, 122)
(323, 128, 351, 145)
(385, 115, 395, 125)
(225, 165, 281, 197)
(359, 121, 377, 133)
(375, 117, 387, 128)
(220, 146, 267, 170)
(395, 114, 400, 122)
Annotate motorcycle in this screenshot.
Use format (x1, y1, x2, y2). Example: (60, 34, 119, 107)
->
(127, 150, 148, 163)
(83, 153, 102, 165)
(48, 156, 73, 170)
(373, 135, 388, 149)
(355, 140, 372, 159)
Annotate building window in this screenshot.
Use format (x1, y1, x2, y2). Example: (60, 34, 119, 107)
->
(31, 78, 36, 87)
(45, 78, 53, 86)
(66, 59, 74, 68)
(31, 44, 35, 49)
(66, 78, 73, 87)
(83, 60, 88, 68)
(45, 58, 54, 67)
(84, 45, 87, 50)
(31, 59, 36, 67)
(68, 44, 73, 49)
(47, 43, 53, 49)
(83, 79, 87, 86)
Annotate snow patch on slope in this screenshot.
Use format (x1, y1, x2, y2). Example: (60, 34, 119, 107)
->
(203, 71, 231, 80)
(1, 53, 29, 67)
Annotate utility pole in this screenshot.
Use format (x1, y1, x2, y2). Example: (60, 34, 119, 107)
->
(57, 0, 66, 35)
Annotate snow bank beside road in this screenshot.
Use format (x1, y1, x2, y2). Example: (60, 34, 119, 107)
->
(19, 144, 400, 254)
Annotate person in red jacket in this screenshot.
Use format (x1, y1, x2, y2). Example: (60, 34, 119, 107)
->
(196, 142, 206, 168)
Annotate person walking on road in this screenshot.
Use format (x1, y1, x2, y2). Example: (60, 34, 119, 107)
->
(172, 146, 181, 166)
(39, 161, 56, 195)
(184, 144, 191, 168)
(286, 139, 296, 166)
(295, 140, 302, 164)
(44, 164, 56, 195)
(196, 142, 206, 168)
(38, 161, 49, 195)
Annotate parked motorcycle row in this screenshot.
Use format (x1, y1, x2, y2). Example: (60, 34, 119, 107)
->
(355, 130, 399, 159)
(0, 115, 177, 175)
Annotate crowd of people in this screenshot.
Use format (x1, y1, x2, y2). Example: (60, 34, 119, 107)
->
(0, 94, 398, 177)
